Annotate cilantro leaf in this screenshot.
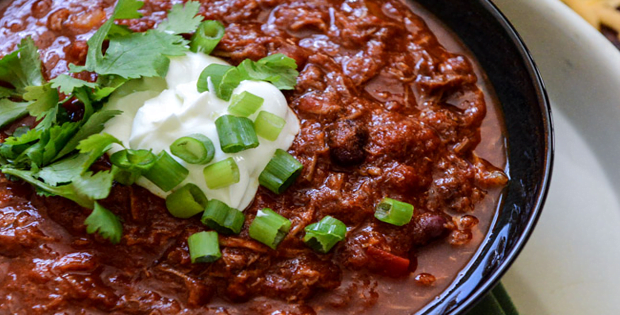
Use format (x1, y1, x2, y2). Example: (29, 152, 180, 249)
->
(91, 30, 188, 79)
(108, 24, 134, 37)
(50, 75, 98, 95)
(77, 133, 122, 154)
(72, 0, 189, 79)
(32, 133, 121, 190)
(85, 202, 123, 244)
(3, 127, 41, 146)
(34, 105, 59, 131)
(0, 37, 43, 94)
(55, 110, 122, 160)
(0, 99, 29, 128)
(237, 54, 299, 90)
(198, 54, 299, 100)
(156, 1, 202, 35)
(0, 127, 41, 162)
(2, 167, 114, 208)
(19, 122, 80, 168)
(0, 86, 16, 98)
(77, 132, 123, 167)
(259, 53, 298, 69)
(70, 0, 142, 75)
(37, 154, 90, 185)
(72, 170, 115, 201)
(24, 83, 59, 119)
(113, 0, 144, 19)
(91, 76, 128, 101)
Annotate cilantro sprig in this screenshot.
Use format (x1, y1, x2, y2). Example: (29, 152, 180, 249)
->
(0, 0, 206, 243)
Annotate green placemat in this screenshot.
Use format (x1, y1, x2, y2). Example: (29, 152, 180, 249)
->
(464, 283, 519, 315)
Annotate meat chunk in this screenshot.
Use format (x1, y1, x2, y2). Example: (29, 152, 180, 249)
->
(327, 119, 367, 166)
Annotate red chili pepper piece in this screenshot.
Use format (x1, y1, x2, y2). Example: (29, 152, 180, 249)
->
(366, 246, 410, 278)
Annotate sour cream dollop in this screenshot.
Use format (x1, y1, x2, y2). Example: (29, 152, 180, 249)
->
(102, 52, 300, 210)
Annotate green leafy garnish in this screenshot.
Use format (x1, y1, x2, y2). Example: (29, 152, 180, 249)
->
(23, 83, 59, 120)
(70, 0, 198, 79)
(156, 1, 203, 35)
(198, 53, 299, 100)
(2, 167, 114, 208)
(50, 75, 98, 95)
(0, 99, 29, 129)
(84, 202, 123, 244)
(0, 37, 43, 94)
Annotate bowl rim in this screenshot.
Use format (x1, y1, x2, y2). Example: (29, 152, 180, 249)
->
(446, 0, 555, 314)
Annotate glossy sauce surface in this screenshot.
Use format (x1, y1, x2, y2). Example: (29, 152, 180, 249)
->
(0, 0, 507, 314)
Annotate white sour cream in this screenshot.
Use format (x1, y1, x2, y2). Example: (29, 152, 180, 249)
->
(102, 52, 300, 210)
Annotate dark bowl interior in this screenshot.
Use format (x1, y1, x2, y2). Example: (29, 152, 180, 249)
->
(410, 0, 554, 314)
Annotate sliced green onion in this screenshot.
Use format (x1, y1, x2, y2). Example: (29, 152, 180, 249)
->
(254, 111, 286, 141)
(190, 20, 225, 54)
(374, 198, 414, 226)
(143, 151, 189, 192)
(228, 91, 264, 117)
(249, 208, 291, 249)
(215, 115, 259, 153)
(111, 166, 141, 186)
(110, 149, 157, 185)
(197, 64, 233, 93)
(201, 199, 245, 235)
(188, 231, 221, 263)
(203, 157, 240, 189)
(218, 67, 243, 101)
(166, 183, 209, 219)
(258, 149, 303, 194)
(303, 216, 347, 254)
(110, 149, 157, 169)
(170, 134, 215, 164)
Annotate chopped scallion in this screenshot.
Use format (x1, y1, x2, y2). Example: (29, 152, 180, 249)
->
(258, 149, 303, 194)
(170, 134, 215, 164)
(197, 63, 233, 93)
(166, 183, 209, 219)
(110, 149, 157, 185)
(248, 208, 291, 249)
(228, 91, 264, 117)
(201, 199, 245, 235)
(111, 166, 141, 186)
(143, 151, 189, 192)
(215, 115, 259, 153)
(374, 198, 414, 226)
(203, 157, 240, 189)
(110, 149, 157, 169)
(190, 20, 225, 54)
(303, 216, 347, 253)
(254, 110, 286, 141)
(218, 67, 243, 101)
(188, 231, 221, 263)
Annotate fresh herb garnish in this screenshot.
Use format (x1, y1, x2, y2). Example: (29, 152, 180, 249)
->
(0, 0, 205, 243)
(84, 202, 123, 244)
(198, 53, 299, 101)
(0, 0, 302, 245)
(0, 37, 43, 95)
